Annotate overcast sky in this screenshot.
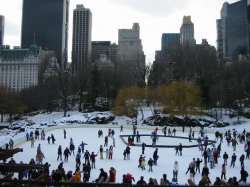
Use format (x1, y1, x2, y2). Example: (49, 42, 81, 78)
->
(0, 0, 239, 63)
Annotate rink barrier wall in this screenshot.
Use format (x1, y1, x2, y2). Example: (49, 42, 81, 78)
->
(119, 134, 216, 148)
(1, 123, 222, 149)
(0, 179, 211, 187)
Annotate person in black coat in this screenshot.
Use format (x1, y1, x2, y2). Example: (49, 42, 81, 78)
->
(82, 163, 91, 182)
(203, 149, 208, 164)
(196, 158, 203, 173)
(69, 142, 75, 155)
(239, 154, 245, 168)
(179, 143, 183, 156)
(213, 177, 221, 186)
(126, 146, 131, 160)
(104, 136, 108, 147)
(35, 129, 40, 139)
(57, 145, 62, 161)
(240, 167, 249, 182)
(63, 129, 67, 139)
(223, 152, 229, 165)
(230, 153, 237, 168)
(52, 169, 63, 181)
(217, 143, 221, 157)
(44, 162, 51, 176)
(153, 148, 159, 165)
(201, 164, 210, 177)
(95, 168, 108, 182)
(148, 178, 155, 185)
(90, 152, 98, 169)
(232, 176, 239, 185)
(64, 147, 71, 162)
(137, 176, 147, 185)
(51, 134, 56, 144)
(84, 150, 90, 164)
(148, 158, 154, 172)
(142, 142, 146, 155)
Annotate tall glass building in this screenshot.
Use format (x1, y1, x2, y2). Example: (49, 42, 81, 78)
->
(21, 0, 69, 69)
(161, 33, 180, 51)
(71, 4, 92, 75)
(161, 33, 180, 60)
(217, 0, 249, 62)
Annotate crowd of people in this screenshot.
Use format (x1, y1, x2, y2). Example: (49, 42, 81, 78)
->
(2, 125, 250, 186)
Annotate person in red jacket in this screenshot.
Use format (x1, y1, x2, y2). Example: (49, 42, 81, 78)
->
(109, 167, 116, 182)
(124, 173, 135, 184)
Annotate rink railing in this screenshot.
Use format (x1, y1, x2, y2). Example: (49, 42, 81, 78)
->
(1, 123, 223, 149)
(0, 179, 230, 187)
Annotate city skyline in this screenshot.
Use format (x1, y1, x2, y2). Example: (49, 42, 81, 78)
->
(0, 0, 240, 63)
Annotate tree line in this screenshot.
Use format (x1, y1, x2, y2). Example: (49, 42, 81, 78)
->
(0, 43, 250, 121)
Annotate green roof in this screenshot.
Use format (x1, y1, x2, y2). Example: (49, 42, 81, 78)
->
(0, 45, 39, 61)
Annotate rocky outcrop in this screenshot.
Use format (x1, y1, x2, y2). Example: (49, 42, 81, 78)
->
(143, 114, 230, 128)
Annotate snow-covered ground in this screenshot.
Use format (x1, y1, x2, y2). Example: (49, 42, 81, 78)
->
(0, 111, 250, 185)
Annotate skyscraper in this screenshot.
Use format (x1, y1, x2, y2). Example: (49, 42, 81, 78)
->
(216, 18, 223, 63)
(0, 15, 4, 46)
(161, 33, 180, 60)
(217, 0, 249, 62)
(118, 23, 144, 61)
(72, 4, 92, 75)
(161, 33, 180, 51)
(180, 16, 196, 45)
(118, 23, 145, 86)
(21, 0, 69, 69)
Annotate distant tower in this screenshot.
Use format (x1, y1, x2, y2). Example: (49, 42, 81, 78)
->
(21, 0, 69, 69)
(0, 15, 4, 46)
(217, 0, 249, 62)
(72, 4, 92, 75)
(161, 33, 180, 60)
(118, 23, 143, 61)
(180, 16, 196, 45)
(161, 33, 180, 50)
(118, 23, 145, 86)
